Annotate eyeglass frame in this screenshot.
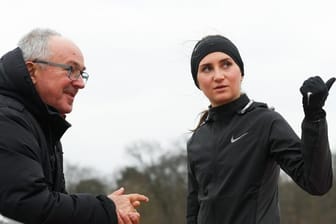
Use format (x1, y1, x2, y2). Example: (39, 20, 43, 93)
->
(32, 59, 89, 83)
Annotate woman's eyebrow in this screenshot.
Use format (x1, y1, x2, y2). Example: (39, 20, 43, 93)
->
(200, 57, 231, 66)
(199, 62, 210, 66)
(219, 58, 231, 63)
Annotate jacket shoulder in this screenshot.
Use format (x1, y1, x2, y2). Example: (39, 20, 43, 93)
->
(0, 95, 29, 126)
(0, 94, 41, 148)
(252, 101, 274, 111)
(239, 99, 275, 115)
(0, 94, 24, 111)
(241, 100, 285, 124)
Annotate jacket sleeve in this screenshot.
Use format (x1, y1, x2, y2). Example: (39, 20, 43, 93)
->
(0, 111, 118, 224)
(186, 157, 199, 224)
(269, 112, 333, 195)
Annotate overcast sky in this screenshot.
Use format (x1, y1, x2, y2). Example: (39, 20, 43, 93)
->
(1, 0, 336, 174)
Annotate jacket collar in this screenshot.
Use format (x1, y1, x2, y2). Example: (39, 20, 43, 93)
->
(206, 94, 251, 123)
(0, 47, 46, 117)
(0, 47, 71, 140)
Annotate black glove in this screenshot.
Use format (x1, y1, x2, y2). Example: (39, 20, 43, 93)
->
(300, 76, 335, 120)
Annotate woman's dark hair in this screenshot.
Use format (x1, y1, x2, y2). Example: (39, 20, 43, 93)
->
(192, 110, 209, 131)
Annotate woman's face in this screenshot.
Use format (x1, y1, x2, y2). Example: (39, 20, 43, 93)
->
(197, 52, 242, 107)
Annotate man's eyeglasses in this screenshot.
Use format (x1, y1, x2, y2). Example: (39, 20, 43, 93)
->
(32, 59, 89, 84)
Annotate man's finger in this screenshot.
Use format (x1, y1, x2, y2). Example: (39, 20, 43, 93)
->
(132, 201, 141, 207)
(326, 77, 336, 90)
(127, 194, 149, 202)
(129, 212, 140, 224)
(112, 187, 125, 196)
(117, 212, 125, 224)
(118, 209, 132, 224)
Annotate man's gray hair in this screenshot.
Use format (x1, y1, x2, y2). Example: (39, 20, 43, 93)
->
(18, 28, 61, 61)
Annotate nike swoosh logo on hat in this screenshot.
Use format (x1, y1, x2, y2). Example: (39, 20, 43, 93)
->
(230, 132, 248, 143)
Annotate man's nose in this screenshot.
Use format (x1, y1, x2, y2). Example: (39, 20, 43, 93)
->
(72, 78, 85, 89)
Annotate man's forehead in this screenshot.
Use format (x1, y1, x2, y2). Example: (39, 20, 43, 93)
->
(49, 36, 85, 67)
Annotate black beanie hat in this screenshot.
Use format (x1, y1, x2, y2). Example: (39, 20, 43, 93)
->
(190, 35, 244, 88)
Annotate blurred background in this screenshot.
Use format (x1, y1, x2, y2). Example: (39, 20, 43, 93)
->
(1, 0, 336, 223)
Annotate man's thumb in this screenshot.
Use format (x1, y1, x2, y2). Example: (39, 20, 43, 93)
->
(112, 187, 125, 195)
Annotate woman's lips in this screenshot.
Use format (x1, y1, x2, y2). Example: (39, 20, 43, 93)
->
(214, 85, 227, 90)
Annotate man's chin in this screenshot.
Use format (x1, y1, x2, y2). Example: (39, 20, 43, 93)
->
(59, 105, 73, 115)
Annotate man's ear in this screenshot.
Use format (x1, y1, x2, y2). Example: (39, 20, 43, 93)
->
(26, 62, 37, 84)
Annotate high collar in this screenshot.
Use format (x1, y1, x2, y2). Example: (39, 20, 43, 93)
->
(0, 47, 46, 117)
(206, 94, 250, 123)
(0, 47, 71, 139)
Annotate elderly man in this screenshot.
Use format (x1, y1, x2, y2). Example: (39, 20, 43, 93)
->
(0, 28, 148, 224)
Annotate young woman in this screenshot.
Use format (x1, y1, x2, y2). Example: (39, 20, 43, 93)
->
(186, 35, 335, 224)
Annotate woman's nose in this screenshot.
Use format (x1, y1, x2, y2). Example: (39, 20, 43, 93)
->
(213, 68, 225, 80)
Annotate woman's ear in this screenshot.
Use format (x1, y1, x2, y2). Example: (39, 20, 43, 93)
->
(26, 61, 37, 84)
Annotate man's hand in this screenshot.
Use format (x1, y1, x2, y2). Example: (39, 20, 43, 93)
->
(108, 187, 149, 224)
(300, 76, 335, 120)
(117, 210, 141, 224)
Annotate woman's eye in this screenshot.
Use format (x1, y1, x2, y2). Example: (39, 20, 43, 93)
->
(201, 65, 212, 72)
(222, 60, 232, 68)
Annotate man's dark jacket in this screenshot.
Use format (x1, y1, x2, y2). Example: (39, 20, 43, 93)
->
(0, 48, 118, 224)
(187, 94, 333, 224)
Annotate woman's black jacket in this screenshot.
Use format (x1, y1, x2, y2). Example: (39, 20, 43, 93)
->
(187, 94, 333, 224)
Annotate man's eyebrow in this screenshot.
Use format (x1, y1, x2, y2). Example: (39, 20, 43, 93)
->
(68, 61, 86, 71)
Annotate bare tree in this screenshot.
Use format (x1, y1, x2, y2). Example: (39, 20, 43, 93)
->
(116, 140, 187, 224)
